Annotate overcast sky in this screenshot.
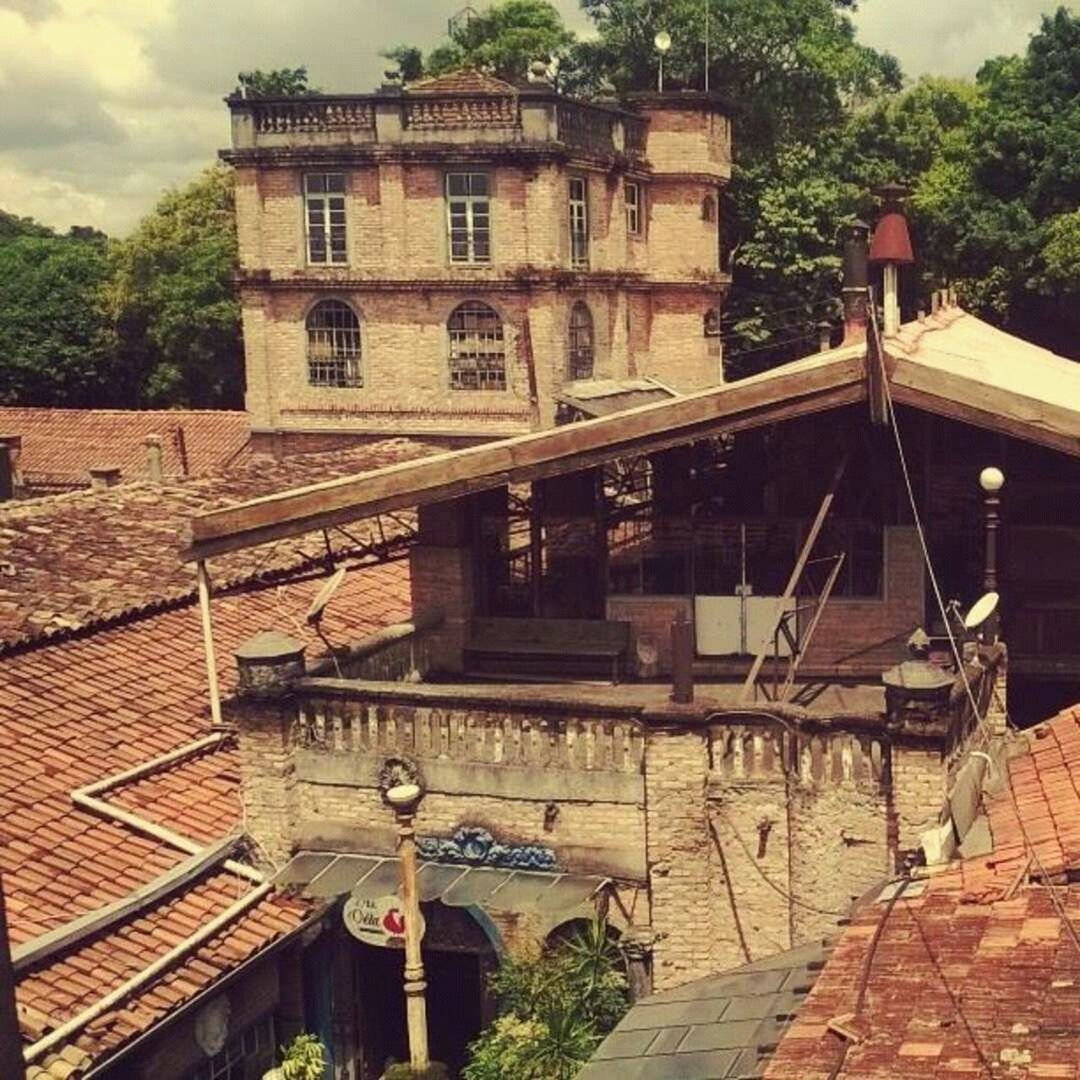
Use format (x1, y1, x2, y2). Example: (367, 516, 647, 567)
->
(0, 0, 1062, 236)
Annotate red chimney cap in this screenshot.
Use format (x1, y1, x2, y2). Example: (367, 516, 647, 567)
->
(869, 211, 914, 265)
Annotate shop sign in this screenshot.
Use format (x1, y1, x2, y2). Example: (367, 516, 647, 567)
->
(343, 893, 425, 947)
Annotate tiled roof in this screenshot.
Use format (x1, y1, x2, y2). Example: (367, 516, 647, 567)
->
(3, 558, 413, 1073)
(406, 68, 518, 94)
(0, 437, 436, 649)
(764, 705, 1080, 1080)
(0, 407, 251, 490)
(581, 940, 830, 1080)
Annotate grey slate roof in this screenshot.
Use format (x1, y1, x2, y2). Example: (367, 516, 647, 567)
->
(578, 940, 829, 1080)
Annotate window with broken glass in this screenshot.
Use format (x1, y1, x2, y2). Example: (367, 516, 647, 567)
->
(306, 299, 362, 387)
(304, 172, 347, 265)
(448, 301, 506, 390)
(446, 172, 491, 264)
(188, 1014, 274, 1080)
(568, 301, 595, 380)
(569, 176, 589, 268)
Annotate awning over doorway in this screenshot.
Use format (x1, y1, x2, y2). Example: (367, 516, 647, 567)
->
(275, 851, 609, 916)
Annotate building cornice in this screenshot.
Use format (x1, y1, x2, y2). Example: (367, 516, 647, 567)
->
(237, 270, 732, 293)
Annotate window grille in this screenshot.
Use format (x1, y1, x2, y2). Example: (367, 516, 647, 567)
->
(568, 302, 595, 380)
(306, 300, 362, 387)
(625, 181, 642, 236)
(569, 177, 589, 268)
(304, 172, 347, 264)
(188, 1014, 275, 1080)
(448, 301, 506, 390)
(446, 172, 491, 264)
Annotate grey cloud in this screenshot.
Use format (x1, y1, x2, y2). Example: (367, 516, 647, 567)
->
(0, 0, 59, 22)
(0, 67, 127, 150)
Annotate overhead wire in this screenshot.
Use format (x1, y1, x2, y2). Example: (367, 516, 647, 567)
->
(869, 292, 1080, 959)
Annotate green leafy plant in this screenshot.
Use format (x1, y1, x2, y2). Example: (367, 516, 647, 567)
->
(462, 919, 628, 1080)
(383, 1062, 451, 1080)
(279, 1033, 326, 1080)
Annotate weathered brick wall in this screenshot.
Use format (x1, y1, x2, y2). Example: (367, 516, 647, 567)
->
(637, 105, 733, 179)
(606, 595, 693, 676)
(802, 526, 925, 672)
(234, 131, 729, 437)
(644, 722, 714, 987)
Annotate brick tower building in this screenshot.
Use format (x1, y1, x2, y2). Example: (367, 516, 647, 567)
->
(223, 71, 732, 451)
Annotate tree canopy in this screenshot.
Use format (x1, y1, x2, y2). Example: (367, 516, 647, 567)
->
(235, 66, 319, 98)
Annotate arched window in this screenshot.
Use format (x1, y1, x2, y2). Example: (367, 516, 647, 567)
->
(448, 301, 506, 391)
(567, 301, 595, 381)
(703, 307, 722, 337)
(306, 300, 361, 387)
(701, 194, 717, 222)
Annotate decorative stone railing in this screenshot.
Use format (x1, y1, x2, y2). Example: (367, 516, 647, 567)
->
(293, 689, 644, 772)
(403, 94, 519, 130)
(248, 97, 376, 135)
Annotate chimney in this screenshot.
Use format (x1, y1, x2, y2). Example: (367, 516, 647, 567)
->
(0, 874, 25, 1079)
(869, 183, 915, 336)
(841, 221, 869, 345)
(145, 435, 164, 483)
(0, 443, 14, 503)
(89, 466, 122, 492)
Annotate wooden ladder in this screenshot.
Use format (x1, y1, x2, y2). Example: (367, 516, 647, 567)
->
(739, 455, 849, 703)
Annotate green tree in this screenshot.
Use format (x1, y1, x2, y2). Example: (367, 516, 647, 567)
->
(463, 920, 628, 1080)
(236, 66, 319, 97)
(0, 225, 115, 406)
(105, 164, 242, 407)
(386, 0, 575, 83)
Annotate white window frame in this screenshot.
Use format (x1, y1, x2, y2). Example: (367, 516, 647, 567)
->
(625, 181, 643, 236)
(304, 172, 347, 265)
(569, 176, 590, 269)
(306, 299, 362, 388)
(446, 172, 492, 265)
(448, 301, 506, 391)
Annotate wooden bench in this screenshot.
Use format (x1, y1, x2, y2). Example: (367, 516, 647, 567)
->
(465, 617, 632, 683)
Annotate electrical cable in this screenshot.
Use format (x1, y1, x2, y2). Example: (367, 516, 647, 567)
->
(869, 294, 1080, 959)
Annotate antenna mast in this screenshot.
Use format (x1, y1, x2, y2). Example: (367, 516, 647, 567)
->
(704, 0, 710, 91)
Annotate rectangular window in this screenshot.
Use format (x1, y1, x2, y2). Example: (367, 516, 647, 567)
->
(625, 181, 642, 236)
(304, 172, 347, 265)
(188, 1014, 275, 1080)
(446, 172, 491, 264)
(569, 176, 589, 268)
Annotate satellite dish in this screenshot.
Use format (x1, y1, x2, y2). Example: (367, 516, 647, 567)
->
(963, 591, 999, 631)
(654, 30, 672, 53)
(306, 567, 347, 625)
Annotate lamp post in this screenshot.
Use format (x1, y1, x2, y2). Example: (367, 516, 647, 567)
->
(979, 466, 1005, 642)
(386, 782, 430, 1072)
(654, 31, 671, 92)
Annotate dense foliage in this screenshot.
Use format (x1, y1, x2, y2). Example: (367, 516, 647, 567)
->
(0, 166, 242, 409)
(462, 919, 628, 1080)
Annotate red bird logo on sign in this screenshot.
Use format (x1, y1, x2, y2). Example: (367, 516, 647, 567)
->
(382, 907, 406, 936)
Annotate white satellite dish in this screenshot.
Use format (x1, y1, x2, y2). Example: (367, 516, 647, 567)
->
(963, 591, 999, 631)
(306, 567, 347, 624)
(654, 30, 672, 53)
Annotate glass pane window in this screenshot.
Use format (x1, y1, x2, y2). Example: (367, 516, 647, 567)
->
(446, 172, 492, 264)
(448, 301, 506, 391)
(568, 302, 594, 380)
(188, 1014, 275, 1080)
(569, 177, 589, 268)
(704, 308, 722, 337)
(625, 181, 642, 236)
(306, 299, 362, 388)
(305, 172, 347, 265)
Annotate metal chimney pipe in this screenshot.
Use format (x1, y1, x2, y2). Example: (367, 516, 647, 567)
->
(841, 221, 870, 345)
(0, 874, 26, 1079)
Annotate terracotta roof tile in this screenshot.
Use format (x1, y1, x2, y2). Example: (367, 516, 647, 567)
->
(0, 437, 436, 648)
(766, 705, 1080, 1079)
(3, 558, 411, 1072)
(406, 68, 518, 94)
(0, 407, 250, 491)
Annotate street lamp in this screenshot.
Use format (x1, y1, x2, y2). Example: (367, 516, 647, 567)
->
(979, 466, 1005, 641)
(654, 31, 671, 93)
(386, 781, 430, 1072)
